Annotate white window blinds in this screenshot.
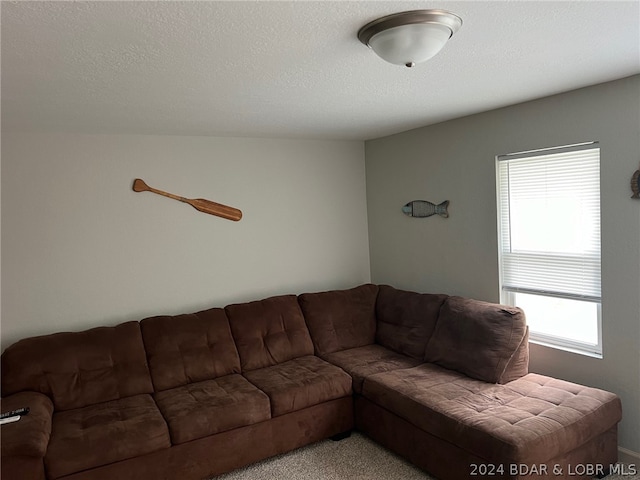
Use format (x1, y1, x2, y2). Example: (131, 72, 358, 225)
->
(497, 143, 601, 302)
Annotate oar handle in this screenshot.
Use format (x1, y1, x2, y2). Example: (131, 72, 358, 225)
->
(148, 185, 186, 203)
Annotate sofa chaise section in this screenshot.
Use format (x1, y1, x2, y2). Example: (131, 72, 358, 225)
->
(356, 295, 622, 480)
(358, 365, 621, 479)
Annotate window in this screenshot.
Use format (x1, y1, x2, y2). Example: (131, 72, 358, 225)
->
(496, 142, 601, 356)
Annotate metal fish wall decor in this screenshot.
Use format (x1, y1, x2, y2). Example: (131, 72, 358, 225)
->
(402, 200, 449, 218)
(631, 169, 640, 199)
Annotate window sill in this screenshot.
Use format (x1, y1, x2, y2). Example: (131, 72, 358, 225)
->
(529, 338, 603, 359)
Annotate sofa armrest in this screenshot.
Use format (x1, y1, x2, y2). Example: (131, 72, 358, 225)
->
(499, 326, 530, 383)
(1, 391, 53, 458)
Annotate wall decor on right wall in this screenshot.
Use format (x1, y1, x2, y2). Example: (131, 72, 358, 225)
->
(631, 168, 640, 199)
(402, 200, 449, 218)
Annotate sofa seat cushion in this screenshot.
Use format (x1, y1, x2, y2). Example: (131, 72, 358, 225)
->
(45, 394, 170, 479)
(244, 355, 352, 417)
(323, 344, 422, 394)
(363, 364, 622, 464)
(154, 374, 271, 445)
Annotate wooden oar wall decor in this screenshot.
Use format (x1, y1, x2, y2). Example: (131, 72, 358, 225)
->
(132, 179, 242, 222)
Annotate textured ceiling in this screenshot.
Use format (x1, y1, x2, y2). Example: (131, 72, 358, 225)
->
(2, 1, 639, 140)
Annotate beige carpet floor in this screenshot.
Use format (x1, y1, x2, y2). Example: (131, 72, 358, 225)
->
(214, 432, 430, 480)
(212, 432, 639, 480)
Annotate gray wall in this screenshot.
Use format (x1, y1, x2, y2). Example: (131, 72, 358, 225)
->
(365, 75, 640, 455)
(1, 133, 371, 350)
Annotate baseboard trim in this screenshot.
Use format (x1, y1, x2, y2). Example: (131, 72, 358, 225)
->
(618, 446, 640, 464)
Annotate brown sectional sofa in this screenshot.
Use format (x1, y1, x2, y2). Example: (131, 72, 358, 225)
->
(1, 284, 622, 480)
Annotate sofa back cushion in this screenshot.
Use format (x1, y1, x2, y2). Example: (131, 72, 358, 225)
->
(298, 284, 379, 357)
(225, 295, 314, 371)
(140, 307, 241, 391)
(1, 321, 153, 411)
(423, 296, 528, 384)
(375, 285, 448, 359)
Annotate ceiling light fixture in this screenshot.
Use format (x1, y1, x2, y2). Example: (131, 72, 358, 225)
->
(357, 9, 462, 68)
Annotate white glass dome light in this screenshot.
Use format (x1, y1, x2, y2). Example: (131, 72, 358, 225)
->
(358, 10, 462, 68)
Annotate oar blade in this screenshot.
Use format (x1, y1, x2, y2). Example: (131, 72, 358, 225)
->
(189, 198, 243, 222)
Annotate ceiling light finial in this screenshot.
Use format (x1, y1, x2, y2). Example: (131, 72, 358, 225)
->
(358, 9, 462, 68)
